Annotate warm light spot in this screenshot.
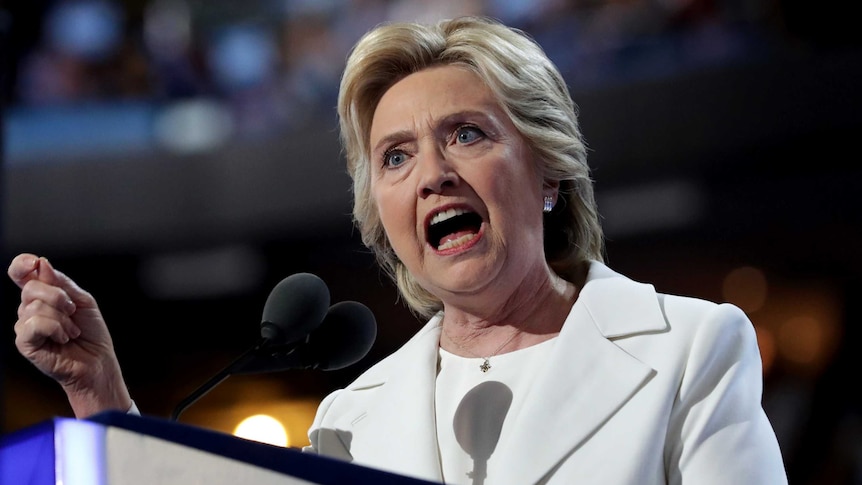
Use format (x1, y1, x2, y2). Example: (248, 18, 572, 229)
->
(754, 325, 776, 376)
(233, 414, 288, 447)
(777, 316, 824, 366)
(722, 266, 768, 313)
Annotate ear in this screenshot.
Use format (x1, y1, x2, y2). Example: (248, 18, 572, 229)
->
(543, 179, 560, 206)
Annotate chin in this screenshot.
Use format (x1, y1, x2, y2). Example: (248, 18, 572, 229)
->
(426, 261, 502, 298)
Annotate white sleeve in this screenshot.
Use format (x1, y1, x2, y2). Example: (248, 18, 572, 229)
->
(127, 400, 141, 416)
(665, 304, 787, 485)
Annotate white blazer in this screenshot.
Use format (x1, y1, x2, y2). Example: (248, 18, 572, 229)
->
(305, 262, 788, 484)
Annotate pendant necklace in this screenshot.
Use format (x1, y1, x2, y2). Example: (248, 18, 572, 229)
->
(441, 325, 527, 373)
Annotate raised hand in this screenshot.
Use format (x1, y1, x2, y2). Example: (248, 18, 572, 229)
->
(8, 253, 131, 417)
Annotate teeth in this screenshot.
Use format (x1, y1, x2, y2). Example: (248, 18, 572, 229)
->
(430, 208, 467, 226)
(438, 233, 476, 251)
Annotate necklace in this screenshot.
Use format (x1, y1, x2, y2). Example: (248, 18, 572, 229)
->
(441, 325, 526, 373)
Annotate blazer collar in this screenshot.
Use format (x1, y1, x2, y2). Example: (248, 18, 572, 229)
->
(578, 261, 669, 339)
(344, 261, 667, 484)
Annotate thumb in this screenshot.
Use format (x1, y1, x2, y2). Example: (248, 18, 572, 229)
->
(36, 258, 95, 307)
(35, 257, 61, 285)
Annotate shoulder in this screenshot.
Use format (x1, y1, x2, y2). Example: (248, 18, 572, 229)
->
(660, 294, 761, 381)
(582, 261, 753, 343)
(581, 261, 759, 372)
(660, 293, 754, 344)
(589, 260, 749, 329)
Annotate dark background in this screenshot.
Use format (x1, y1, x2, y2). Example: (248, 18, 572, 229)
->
(2, 1, 861, 483)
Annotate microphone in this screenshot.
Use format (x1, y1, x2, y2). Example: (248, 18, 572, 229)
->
(237, 300, 377, 373)
(311, 301, 377, 370)
(169, 274, 375, 422)
(260, 272, 330, 345)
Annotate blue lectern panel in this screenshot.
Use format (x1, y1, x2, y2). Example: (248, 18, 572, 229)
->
(0, 420, 57, 485)
(1, 418, 108, 485)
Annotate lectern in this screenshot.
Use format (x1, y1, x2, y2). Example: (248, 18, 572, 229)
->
(0, 411, 438, 484)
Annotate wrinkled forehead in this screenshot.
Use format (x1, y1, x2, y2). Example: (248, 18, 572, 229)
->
(371, 66, 494, 134)
(360, 63, 485, 140)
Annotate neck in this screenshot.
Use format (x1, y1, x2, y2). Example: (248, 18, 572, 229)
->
(439, 268, 579, 358)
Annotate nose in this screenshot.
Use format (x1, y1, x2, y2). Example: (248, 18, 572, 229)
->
(417, 148, 459, 198)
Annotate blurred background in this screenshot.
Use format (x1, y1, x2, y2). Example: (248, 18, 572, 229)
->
(1, 0, 860, 483)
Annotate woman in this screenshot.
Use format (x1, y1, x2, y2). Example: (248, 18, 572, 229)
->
(9, 16, 786, 485)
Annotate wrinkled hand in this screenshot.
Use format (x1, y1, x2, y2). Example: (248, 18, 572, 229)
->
(8, 253, 131, 417)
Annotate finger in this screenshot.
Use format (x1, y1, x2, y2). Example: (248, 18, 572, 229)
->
(15, 314, 75, 348)
(18, 299, 82, 340)
(7, 253, 40, 289)
(19, 279, 77, 315)
(35, 258, 96, 308)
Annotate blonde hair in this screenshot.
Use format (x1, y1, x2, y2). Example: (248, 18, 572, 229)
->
(339, 16, 603, 318)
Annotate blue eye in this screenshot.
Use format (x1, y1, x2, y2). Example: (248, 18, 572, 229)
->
(456, 125, 484, 144)
(384, 149, 407, 168)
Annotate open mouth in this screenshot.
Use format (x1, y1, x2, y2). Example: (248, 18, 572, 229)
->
(426, 207, 483, 251)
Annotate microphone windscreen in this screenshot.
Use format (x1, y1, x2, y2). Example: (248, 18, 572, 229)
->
(260, 273, 330, 345)
(311, 301, 377, 370)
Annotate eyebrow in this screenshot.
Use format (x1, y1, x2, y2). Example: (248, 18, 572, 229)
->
(371, 108, 500, 155)
(372, 130, 414, 156)
(439, 109, 497, 128)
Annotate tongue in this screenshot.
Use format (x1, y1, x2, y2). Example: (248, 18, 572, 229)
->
(437, 229, 477, 248)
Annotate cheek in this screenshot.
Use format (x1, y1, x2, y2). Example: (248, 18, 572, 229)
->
(486, 161, 544, 228)
(372, 184, 416, 241)
(486, 154, 539, 204)
(372, 184, 395, 223)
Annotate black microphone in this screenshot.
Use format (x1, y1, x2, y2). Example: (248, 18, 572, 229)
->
(260, 273, 330, 345)
(170, 273, 371, 422)
(236, 300, 377, 374)
(312, 301, 376, 370)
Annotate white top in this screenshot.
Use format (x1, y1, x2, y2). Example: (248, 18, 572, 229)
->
(435, 337, 558, 485)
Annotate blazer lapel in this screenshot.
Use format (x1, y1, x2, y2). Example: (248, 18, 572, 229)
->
(493, 262, 667, 485)
(343, 319, 445, 482)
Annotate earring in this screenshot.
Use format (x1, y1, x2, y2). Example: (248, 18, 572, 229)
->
(543, 195, 554, 213)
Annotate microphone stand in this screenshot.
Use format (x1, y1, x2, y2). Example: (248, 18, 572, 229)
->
(170, 337, 279, 422)
(168, 300, 375, 421)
